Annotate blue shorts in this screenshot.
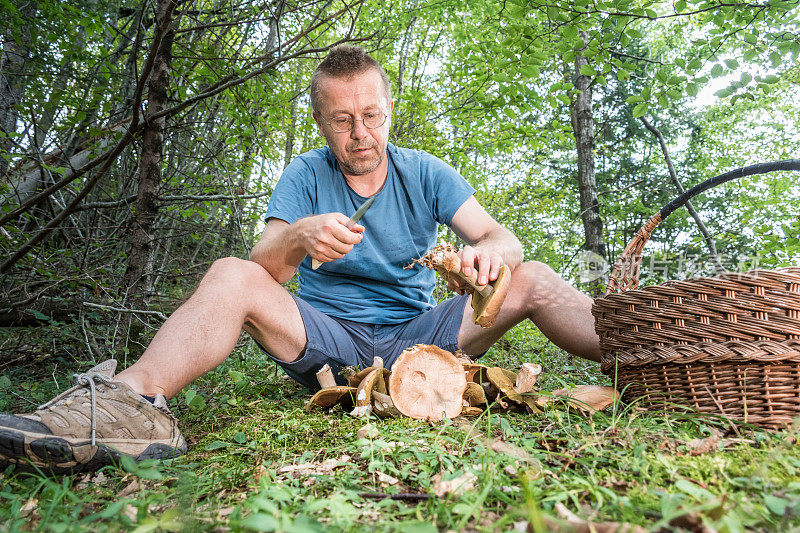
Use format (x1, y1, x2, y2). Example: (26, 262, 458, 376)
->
(258, 294, 469, 390)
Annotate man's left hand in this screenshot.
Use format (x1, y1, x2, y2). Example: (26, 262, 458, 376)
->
(446, 245, 504, 295)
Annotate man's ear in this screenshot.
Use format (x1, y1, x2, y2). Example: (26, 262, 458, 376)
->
(312, 112, 324, 136)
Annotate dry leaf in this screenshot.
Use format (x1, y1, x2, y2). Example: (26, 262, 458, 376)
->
(551, 503, 647, 532)
(19, 498, 38, 518)
(688, 431, 720, 456)
(491, 438, 533, 461)
(123, 504, 138, 521)
(277, 455, 351, 477)
(357, 423, 379, 439)
(376, 471, 399, 486)
(118, 480, 140, 497)
(537, 385, 619, 413)
(431, 471, 478, 497)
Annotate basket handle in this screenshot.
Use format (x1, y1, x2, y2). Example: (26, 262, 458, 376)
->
(606, 158, 800, 294)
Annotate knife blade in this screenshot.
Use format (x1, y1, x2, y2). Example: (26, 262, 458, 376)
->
(311, 196, 375, 270)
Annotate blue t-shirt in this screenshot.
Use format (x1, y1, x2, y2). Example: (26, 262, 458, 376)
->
(264, 143, 475, 324)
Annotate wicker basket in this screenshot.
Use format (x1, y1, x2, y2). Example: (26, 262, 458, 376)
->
(593, 159, 800, 428)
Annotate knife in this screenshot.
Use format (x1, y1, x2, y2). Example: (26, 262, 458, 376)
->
(311, 196, 376, 270)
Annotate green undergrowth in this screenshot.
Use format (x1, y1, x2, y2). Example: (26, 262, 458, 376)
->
(1, 325, 800, 532)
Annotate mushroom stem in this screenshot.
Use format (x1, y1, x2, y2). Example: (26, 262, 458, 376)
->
(316, 364, 337, 389)
(432, 249, 494, 298)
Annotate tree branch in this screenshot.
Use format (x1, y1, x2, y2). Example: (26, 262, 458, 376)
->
(640, 116, 725, 274)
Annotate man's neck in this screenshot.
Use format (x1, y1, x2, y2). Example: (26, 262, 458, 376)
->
(342, 157, 390, 197)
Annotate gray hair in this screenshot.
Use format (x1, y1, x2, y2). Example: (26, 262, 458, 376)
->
(310, 45, 392, 114)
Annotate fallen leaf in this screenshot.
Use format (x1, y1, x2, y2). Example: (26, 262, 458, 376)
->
(431, 471, 478, 497)
(357, 423, 379, 439)
(688, 431, 720, 456)
(19, 498, 38, 518)
(537, 385, 619, 413)
(491, 439, 532, 461)
(118, 480, 140, 497)
(276, 455, 351, 477)
(549, 503, 647, 532)
(376, 471, 399, 486)
(123, 504, 138, 522)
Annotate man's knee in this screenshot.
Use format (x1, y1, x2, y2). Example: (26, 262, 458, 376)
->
(204, 257, 277, 292)
(512, 261, 565, 310)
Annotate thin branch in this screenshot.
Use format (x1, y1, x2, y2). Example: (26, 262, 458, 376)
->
(83, 301, 168, 321)
(640, 116, 725, 274)
(75, 190, 273, 211)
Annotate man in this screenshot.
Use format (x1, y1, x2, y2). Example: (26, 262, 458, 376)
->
(0, 45, 601, 474)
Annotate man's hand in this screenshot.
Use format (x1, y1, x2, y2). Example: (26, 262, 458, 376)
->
(447, 245, 504, 295)
(298, 213, 364, 265)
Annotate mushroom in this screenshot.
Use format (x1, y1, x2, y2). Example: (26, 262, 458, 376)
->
(415, 244, 512, 328)
(347, 357, 388, 389)
(372, 391, 401, 418)
(305, 386, 357, 411)
(316, 363, 337, 389)
(389, 344, 467, 421)
(536, 385, 620, 413)
(463, 381, 488, 407)
(486, 367, 540, 413)
(462, 362, 489, 384)
(349, 367, 388, 418)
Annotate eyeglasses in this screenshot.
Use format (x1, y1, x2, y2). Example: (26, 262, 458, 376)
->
(322, 111, 387, 133)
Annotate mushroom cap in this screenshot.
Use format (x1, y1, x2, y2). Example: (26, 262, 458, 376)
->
(462, 362, 489, 384)
(305, 386, 357, 411)
(389, 344, 467, 421)
(348, 367, 390, 389)
(486, 367, 539, 413)
(463, 381, 488, 406)
(471, 264, 512, 328)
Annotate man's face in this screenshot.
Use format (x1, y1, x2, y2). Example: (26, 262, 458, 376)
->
(313, 69, 393, 178)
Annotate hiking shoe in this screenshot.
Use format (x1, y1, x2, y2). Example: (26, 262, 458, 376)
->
(0, 360, 186, 474)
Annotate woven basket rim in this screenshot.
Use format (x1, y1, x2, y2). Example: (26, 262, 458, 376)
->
(601, 338, 800, 373)
(601, 266, 800, 299)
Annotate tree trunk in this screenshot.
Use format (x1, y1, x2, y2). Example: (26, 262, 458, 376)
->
(0, 5, 35, 181)
(569, 37, 606, 292)
(120, 0, 176, 351)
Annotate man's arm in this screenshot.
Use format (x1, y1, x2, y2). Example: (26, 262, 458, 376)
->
(448, 196, 523, 291)
(249, 215, 364, 284)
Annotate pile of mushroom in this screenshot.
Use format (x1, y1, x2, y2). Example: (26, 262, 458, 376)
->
(305, 344, 620, 420)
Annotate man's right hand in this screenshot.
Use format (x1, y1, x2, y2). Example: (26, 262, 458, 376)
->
(297, 213, 364, 265)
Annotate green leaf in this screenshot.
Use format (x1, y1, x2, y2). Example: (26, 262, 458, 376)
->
(204, 440, 229, 451)
(658, 94, 668, 108)
(616, 69, 630, 81)
(626, 95, 643, 104)
(579, 64, 596, 76)
(724, 59, 739, 69)
(763, 74, 780, 84)
(675, 479, 712, 500)
(710, 64, 724, 77)
(764, 495, 788, 516)
(241, 512, 279, 531)
(632, 102, 650, 118)
(233, 431, 248, 444)
(740, 72, 752, 85)
(675, 0, 686, 12)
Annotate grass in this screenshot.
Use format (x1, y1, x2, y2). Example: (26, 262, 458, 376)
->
(1, 321, 800, 532)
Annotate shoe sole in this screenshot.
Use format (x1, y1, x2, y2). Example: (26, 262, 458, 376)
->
(0, 427, 187, 475)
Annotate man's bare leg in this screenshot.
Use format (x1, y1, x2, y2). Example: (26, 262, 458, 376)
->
(116, 257, 307, 399)
(457, 261, 601, 361)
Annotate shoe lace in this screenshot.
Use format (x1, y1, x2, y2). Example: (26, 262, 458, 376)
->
(38, 370, 116, 446)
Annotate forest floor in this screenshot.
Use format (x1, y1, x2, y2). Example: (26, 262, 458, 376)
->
(1, 322, 799, 532)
